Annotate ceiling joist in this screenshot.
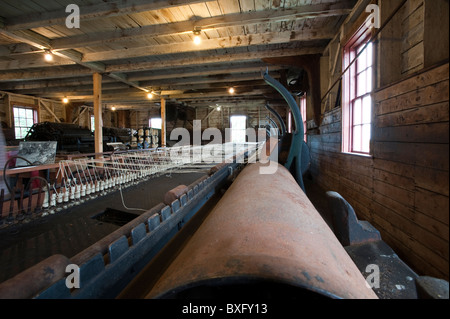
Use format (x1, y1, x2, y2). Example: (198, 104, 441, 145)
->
(0, 0, 357, 109)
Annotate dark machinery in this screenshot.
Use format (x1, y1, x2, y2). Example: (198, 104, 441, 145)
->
(263, 71, 310, 192)
(25, 122, 97, 153)
(24, 122, 133, 153)
(0, 74, 447, 300)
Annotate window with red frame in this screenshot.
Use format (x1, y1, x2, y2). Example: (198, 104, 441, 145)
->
(342, 29, 374, 154)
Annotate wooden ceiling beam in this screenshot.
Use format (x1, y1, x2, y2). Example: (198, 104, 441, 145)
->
(0, 27, 150, 93)
(33, 87, 276, 101)
(0, 45, 324, 72)
(2, 0, 208, 31)
(5, 79, 268, 94)
(83, 29, 335, 62)
(126, 64, 281, 82)
(105, 46, 324, 73)
(50, 2, 354, 50)
(0, 66, 95, 81)
(0, 55, 76, 70)
(8, 82, 131, 95)
(0, 76, 116, 90)
(139, 72, 279, 88)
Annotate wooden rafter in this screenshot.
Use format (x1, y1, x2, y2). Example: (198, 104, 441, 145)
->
(49, 2, 353, 50)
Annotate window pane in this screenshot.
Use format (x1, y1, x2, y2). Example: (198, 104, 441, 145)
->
(352, 125, 362, 152)
(362, 124, 371, 153)
(366, 67, 373, 92)
(357, 71, 367, 96)
(13, 107, 37, 139)
(150, 118, 162, 129)
(366, 42, 373, 67)
(19, 118, 27, 126)
(230, 116, 247, 143)
(353, 98, 362, 125)
(357, 46, 367, 72)
(20, 128, 28, 138)
(362, 96, 372, 124)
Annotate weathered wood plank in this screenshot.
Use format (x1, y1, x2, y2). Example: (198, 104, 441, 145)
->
(82, 28, 335, 62)
(373, 121, 449, 144)
(415, 187, 449, 225)
(50, 2, 353, 50)
(373, 168, 415, 191)
(4, 0, 208, 31)
(374, 63, 448, 101)
(376, 191, 448, 241)
(376, 101, 449, 128)
(373, 141, 449, 171)
(370, 208, 448, 280)
(374, 179, 415, 208)
(414, 166, 449, 196)
(375, 79, 449, 116)
(401, 42, 424, 75)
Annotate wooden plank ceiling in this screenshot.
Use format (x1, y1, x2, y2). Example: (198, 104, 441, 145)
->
(0, 0, 356, 111)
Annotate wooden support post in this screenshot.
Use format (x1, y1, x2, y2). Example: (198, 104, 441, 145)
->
(93, 72, 103, 157)
(161, 97, 166, 147)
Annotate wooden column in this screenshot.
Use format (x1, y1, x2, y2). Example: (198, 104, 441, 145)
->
(160, 97, 166, 147)
(93, 72, 103, 156)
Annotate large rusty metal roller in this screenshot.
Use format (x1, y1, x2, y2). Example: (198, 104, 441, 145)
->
(146, 162, 378, 299)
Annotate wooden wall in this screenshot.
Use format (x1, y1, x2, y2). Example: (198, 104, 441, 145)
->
(400, 0, 424, 75)
(372, 63, 448, 279)
(194, 105, 287, 142)
(311, 0, 449, 280)
(0, 93, 66, 127)
(310, 62, 448, 280)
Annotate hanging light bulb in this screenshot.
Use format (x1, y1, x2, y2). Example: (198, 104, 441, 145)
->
(193, 27, 202, 45)
(216, 106, 221, 111)
(44, 50, 53, 62)
(111, 106, 116, 111)
(62, 97, 69, 104)
(228, 87, 235, 94)
(147, 92, 153, 99)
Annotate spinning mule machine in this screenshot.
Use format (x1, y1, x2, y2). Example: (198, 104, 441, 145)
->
(0, 73, 447, 299)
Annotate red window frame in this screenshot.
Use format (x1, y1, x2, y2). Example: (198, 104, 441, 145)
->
(342, 25, 374, 155)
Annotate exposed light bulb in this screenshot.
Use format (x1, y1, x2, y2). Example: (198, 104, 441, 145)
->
(62, 97, 69, 104)
(216, 106, 221, 111)
(44, 50, 53, 62)
(228, 87, 235, 94)
(147, 92, 153, 99)
(193, 34, 201, 45)
(111, 106, 116, 111)
(193, 27, 202, 45)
